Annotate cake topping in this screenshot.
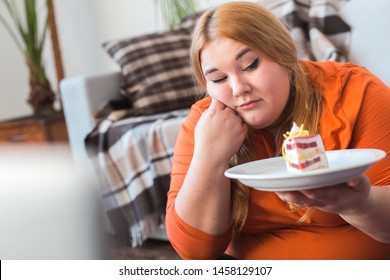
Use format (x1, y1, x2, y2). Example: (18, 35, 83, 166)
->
(282, 122, 309, 164)
(283, 122, 309, 139)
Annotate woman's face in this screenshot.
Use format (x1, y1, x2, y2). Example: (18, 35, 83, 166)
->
(201, 37, 291, 129)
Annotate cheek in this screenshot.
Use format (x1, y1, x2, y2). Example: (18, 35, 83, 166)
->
(265, 71, 290, 105)
(206, 84, 232, 103)
(267, 87, 289, 119)
(270, 82, 289, 102)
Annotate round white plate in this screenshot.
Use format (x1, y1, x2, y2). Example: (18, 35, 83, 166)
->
(224, 149, 386, 191)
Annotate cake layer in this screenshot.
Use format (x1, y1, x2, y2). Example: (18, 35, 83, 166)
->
(284, 134, 328, 172)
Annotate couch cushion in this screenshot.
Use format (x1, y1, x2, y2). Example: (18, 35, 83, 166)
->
(102, 14, 201, 115)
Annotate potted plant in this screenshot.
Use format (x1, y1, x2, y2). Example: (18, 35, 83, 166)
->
(0, 0, 56, 116)
(155, 0, 197, 27)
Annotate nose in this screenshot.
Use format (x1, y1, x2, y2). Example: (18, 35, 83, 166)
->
(230, 75, 250, 97)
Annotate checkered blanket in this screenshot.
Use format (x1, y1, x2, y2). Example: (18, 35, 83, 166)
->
(85, 109, 189, 247)
(258, 0, 351, 61)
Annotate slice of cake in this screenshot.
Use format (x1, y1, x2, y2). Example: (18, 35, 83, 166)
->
(282, 122, 328, 172)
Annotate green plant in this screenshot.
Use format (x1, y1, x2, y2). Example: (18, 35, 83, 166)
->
(0, 0, 55, 116)
(155, 0, 197, 27)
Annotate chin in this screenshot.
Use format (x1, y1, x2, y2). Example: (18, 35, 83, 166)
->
(241, 116, 265, 129)
(244, 121, 265, 130)
(246, 118, 276, 131)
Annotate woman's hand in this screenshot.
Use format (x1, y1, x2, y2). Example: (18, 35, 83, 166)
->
(276, 175, 390, 243)
(194, 98, 248, 164)
(275, 175, 371, 216)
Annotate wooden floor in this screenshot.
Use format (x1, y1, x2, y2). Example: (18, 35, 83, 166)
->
(106, 238, 181, 260)
(105, 238, 236, 260)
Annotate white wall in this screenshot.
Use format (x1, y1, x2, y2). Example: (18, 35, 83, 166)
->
(0, 4, 31, 119)
(0, 0, 256, 121)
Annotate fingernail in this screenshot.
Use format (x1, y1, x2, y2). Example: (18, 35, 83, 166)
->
(347, 179, 358, 186)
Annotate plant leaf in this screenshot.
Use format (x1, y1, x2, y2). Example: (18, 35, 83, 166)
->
(157, 0, 196, 27)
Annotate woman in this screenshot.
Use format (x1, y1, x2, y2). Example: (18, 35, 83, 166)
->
(165, 1, 390, 259)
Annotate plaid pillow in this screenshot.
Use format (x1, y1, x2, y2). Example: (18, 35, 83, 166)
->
(102, 15, 201, 115)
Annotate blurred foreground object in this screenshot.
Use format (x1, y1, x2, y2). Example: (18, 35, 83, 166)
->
(0, 145, 106, 259)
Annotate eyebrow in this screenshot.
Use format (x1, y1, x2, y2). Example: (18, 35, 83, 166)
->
(235, 47, 251, 60)
(204, 47, 252, 75)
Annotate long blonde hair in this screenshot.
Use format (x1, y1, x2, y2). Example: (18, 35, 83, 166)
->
(190, 2, 322, 230)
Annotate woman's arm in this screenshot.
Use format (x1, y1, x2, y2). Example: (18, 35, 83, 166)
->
(175, 98, 248, 234)
(165, 98, 248, 259)
(339, 179, 390, 243)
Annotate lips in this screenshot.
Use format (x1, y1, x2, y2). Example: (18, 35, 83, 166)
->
(239, 100, 258, 108)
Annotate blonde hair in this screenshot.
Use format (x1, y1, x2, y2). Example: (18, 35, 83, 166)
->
(190, 2, 322, 230)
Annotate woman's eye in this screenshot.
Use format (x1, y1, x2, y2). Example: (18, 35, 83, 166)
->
(211, 76, 227, 83)
(244, 58, 259, 71)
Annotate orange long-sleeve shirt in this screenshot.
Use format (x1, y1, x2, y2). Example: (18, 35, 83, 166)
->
(166, 60, 390, 259)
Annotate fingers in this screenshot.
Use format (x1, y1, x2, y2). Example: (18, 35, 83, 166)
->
(346, 175, 368, 188)
(211, 98, 240, 115)
(276, 175, 372, 212)
(210, 98, 226, 110)
(209, 98, 247, 129)
(345, 175, 371, 195)
(275, 191, 315, 207)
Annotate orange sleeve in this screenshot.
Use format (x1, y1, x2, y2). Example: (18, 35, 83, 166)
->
(344, 65, 390, 185)
(165, 97, 233, 260)
(303, 61, 390, 186)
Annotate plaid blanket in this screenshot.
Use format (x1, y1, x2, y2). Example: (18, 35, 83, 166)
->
(258, 0, 351, 61)
(85, 109, 189, 247)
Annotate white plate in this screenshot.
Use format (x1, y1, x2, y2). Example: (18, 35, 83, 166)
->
(224, 149, 386, 191)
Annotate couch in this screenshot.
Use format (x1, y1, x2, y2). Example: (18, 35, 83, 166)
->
(60, 0, 390, 247)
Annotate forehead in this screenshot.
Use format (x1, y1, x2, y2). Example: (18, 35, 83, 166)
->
(201, 37, 254, 70)
(202, 37, 249, 57)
